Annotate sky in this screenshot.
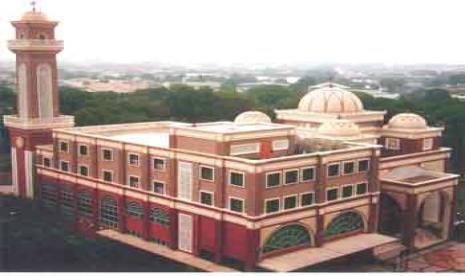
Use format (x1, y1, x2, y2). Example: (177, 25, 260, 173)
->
(1, 0, 465, 66)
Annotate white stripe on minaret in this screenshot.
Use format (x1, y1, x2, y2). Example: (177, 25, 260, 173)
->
(24, 150, 34, 198)
(11, 147, 18, 196)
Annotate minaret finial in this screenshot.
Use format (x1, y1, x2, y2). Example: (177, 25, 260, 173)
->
(31, 1, 37, 12)
(328, 76, 334, 88)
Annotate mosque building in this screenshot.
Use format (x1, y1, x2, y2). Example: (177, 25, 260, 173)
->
(3, 7, 460, 272)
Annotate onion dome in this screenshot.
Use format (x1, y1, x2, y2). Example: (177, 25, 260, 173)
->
(298, 83, 364, 114)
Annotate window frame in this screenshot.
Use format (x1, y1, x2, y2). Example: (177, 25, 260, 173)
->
(128, 175, 140, 188)
(341, 184, 354, 198)
(78, 164, 89, 177)
(102, 170, 114, 182)
(385, 137, 400, 150)
(199, 165, 215, 182)
(300, 166, 316, 182)
(300, 192, 315, 207)
(264, 197, 281, 214)
(43, 157, 52, 168)
(60, 160, 70, 172)
(266, 171, 282, 189)
(356, 182, 368, 195)
(153, 157, 166, 171)
(342, 161, 356, 175)
(272, 139, 289, 151)
(101, 148, 114, 162)
(284, 169, 299, 185)
(128, 152, 140, 167)
(358, 159, 370, 173)
(326, 187, 339, 202)
(283, 194, 298, 210)
(59, 141, 69, 153)
(327, 163, 340, 178)
(229, 170, 245, 188)
(152, 180, 165, 195)
(199, 190, 214, 206)
(228, 196, 245, 213)
(423, 138, 434, 151)
(78, 144, 89, 157)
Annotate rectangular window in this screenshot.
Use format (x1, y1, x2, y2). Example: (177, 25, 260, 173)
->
(358, 159, 370, 173)
(229, 198, 244, 213)
(102, 149, 113, 161)
(128, 153, 139, 166)
(385, 138, 400, 150)
(423, 138, 433, 151)
(301, 167, 315, 182)
(229, 171, 244, 187)
(265, 198, 280, 214)
(200, 166, 214, 181)
(356, 183, 368, 195)
(103, 170, 113, 182)
(153, 158, 166, 170)
(266, 172, 281, 188)
(328, 163, 340, 177)
(301, 193, 314, 207)
(284, 195, 297, 210)
(79, 145, 88, 156)
(327, 188, 339, 201)
(343, 161, 355, 175)
(60, 161, 69, 172)
(284, 170, 299, 185)
(342, 185, 353, 198)
(128, 176, 140, 188)
(43, 157, 51, 168)
(60, 141, 69, 152)
(153, 181, 165, 194)
(79, 165, 89, 176)
(200, 191, 214, 206)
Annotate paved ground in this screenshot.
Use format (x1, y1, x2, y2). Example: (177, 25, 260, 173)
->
(406, 242, 465, 272)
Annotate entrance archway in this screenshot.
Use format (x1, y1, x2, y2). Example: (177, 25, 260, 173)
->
(325, 211, 365, 239)
(378, 193, 402, 237)
(418, 192, 444, 238)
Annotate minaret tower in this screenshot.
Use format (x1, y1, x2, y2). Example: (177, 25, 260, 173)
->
(4, 4, 74, 198)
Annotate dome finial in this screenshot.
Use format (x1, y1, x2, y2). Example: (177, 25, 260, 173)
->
(31, 1, 37, 12)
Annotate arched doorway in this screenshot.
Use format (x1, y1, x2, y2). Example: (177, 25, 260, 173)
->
(262, 224, 312, 255)
(378, 193, 402, 237)
(418, 192, 444, 238)
(325, 211, 365, 239)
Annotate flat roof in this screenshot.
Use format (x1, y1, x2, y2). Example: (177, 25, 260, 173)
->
(176, 121, 294, 134)
(110, 132, 170, 148)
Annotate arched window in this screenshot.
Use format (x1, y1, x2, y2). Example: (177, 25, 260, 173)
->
(262, 224, 312, 254)
(126, 201, 144, 219)
(36, 64, 53, 119)
(41, 183, 57, 210)
(77, 190, 93, 218)
(60, 185, 74, 218)
(37, 33, 47, 40)
(325, 211, 364, 238)
(18, 64, 28, 118)
(100, 195, 119, 229)
(149, 207, 170, 226)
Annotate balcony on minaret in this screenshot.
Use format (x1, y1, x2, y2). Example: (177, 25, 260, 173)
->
(8, 39, 64, 52)
(3, 115, 75, 130)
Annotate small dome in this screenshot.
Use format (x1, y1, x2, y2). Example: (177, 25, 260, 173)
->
(317, 119, 361, 137)
(21, 11, 49, 22)
(234, 111, 272, 124)
(298, 84, 364, 114)
(388, 113, 427, 130)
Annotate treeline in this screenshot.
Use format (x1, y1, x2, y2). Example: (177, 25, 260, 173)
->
(1, 82, 465, 173)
